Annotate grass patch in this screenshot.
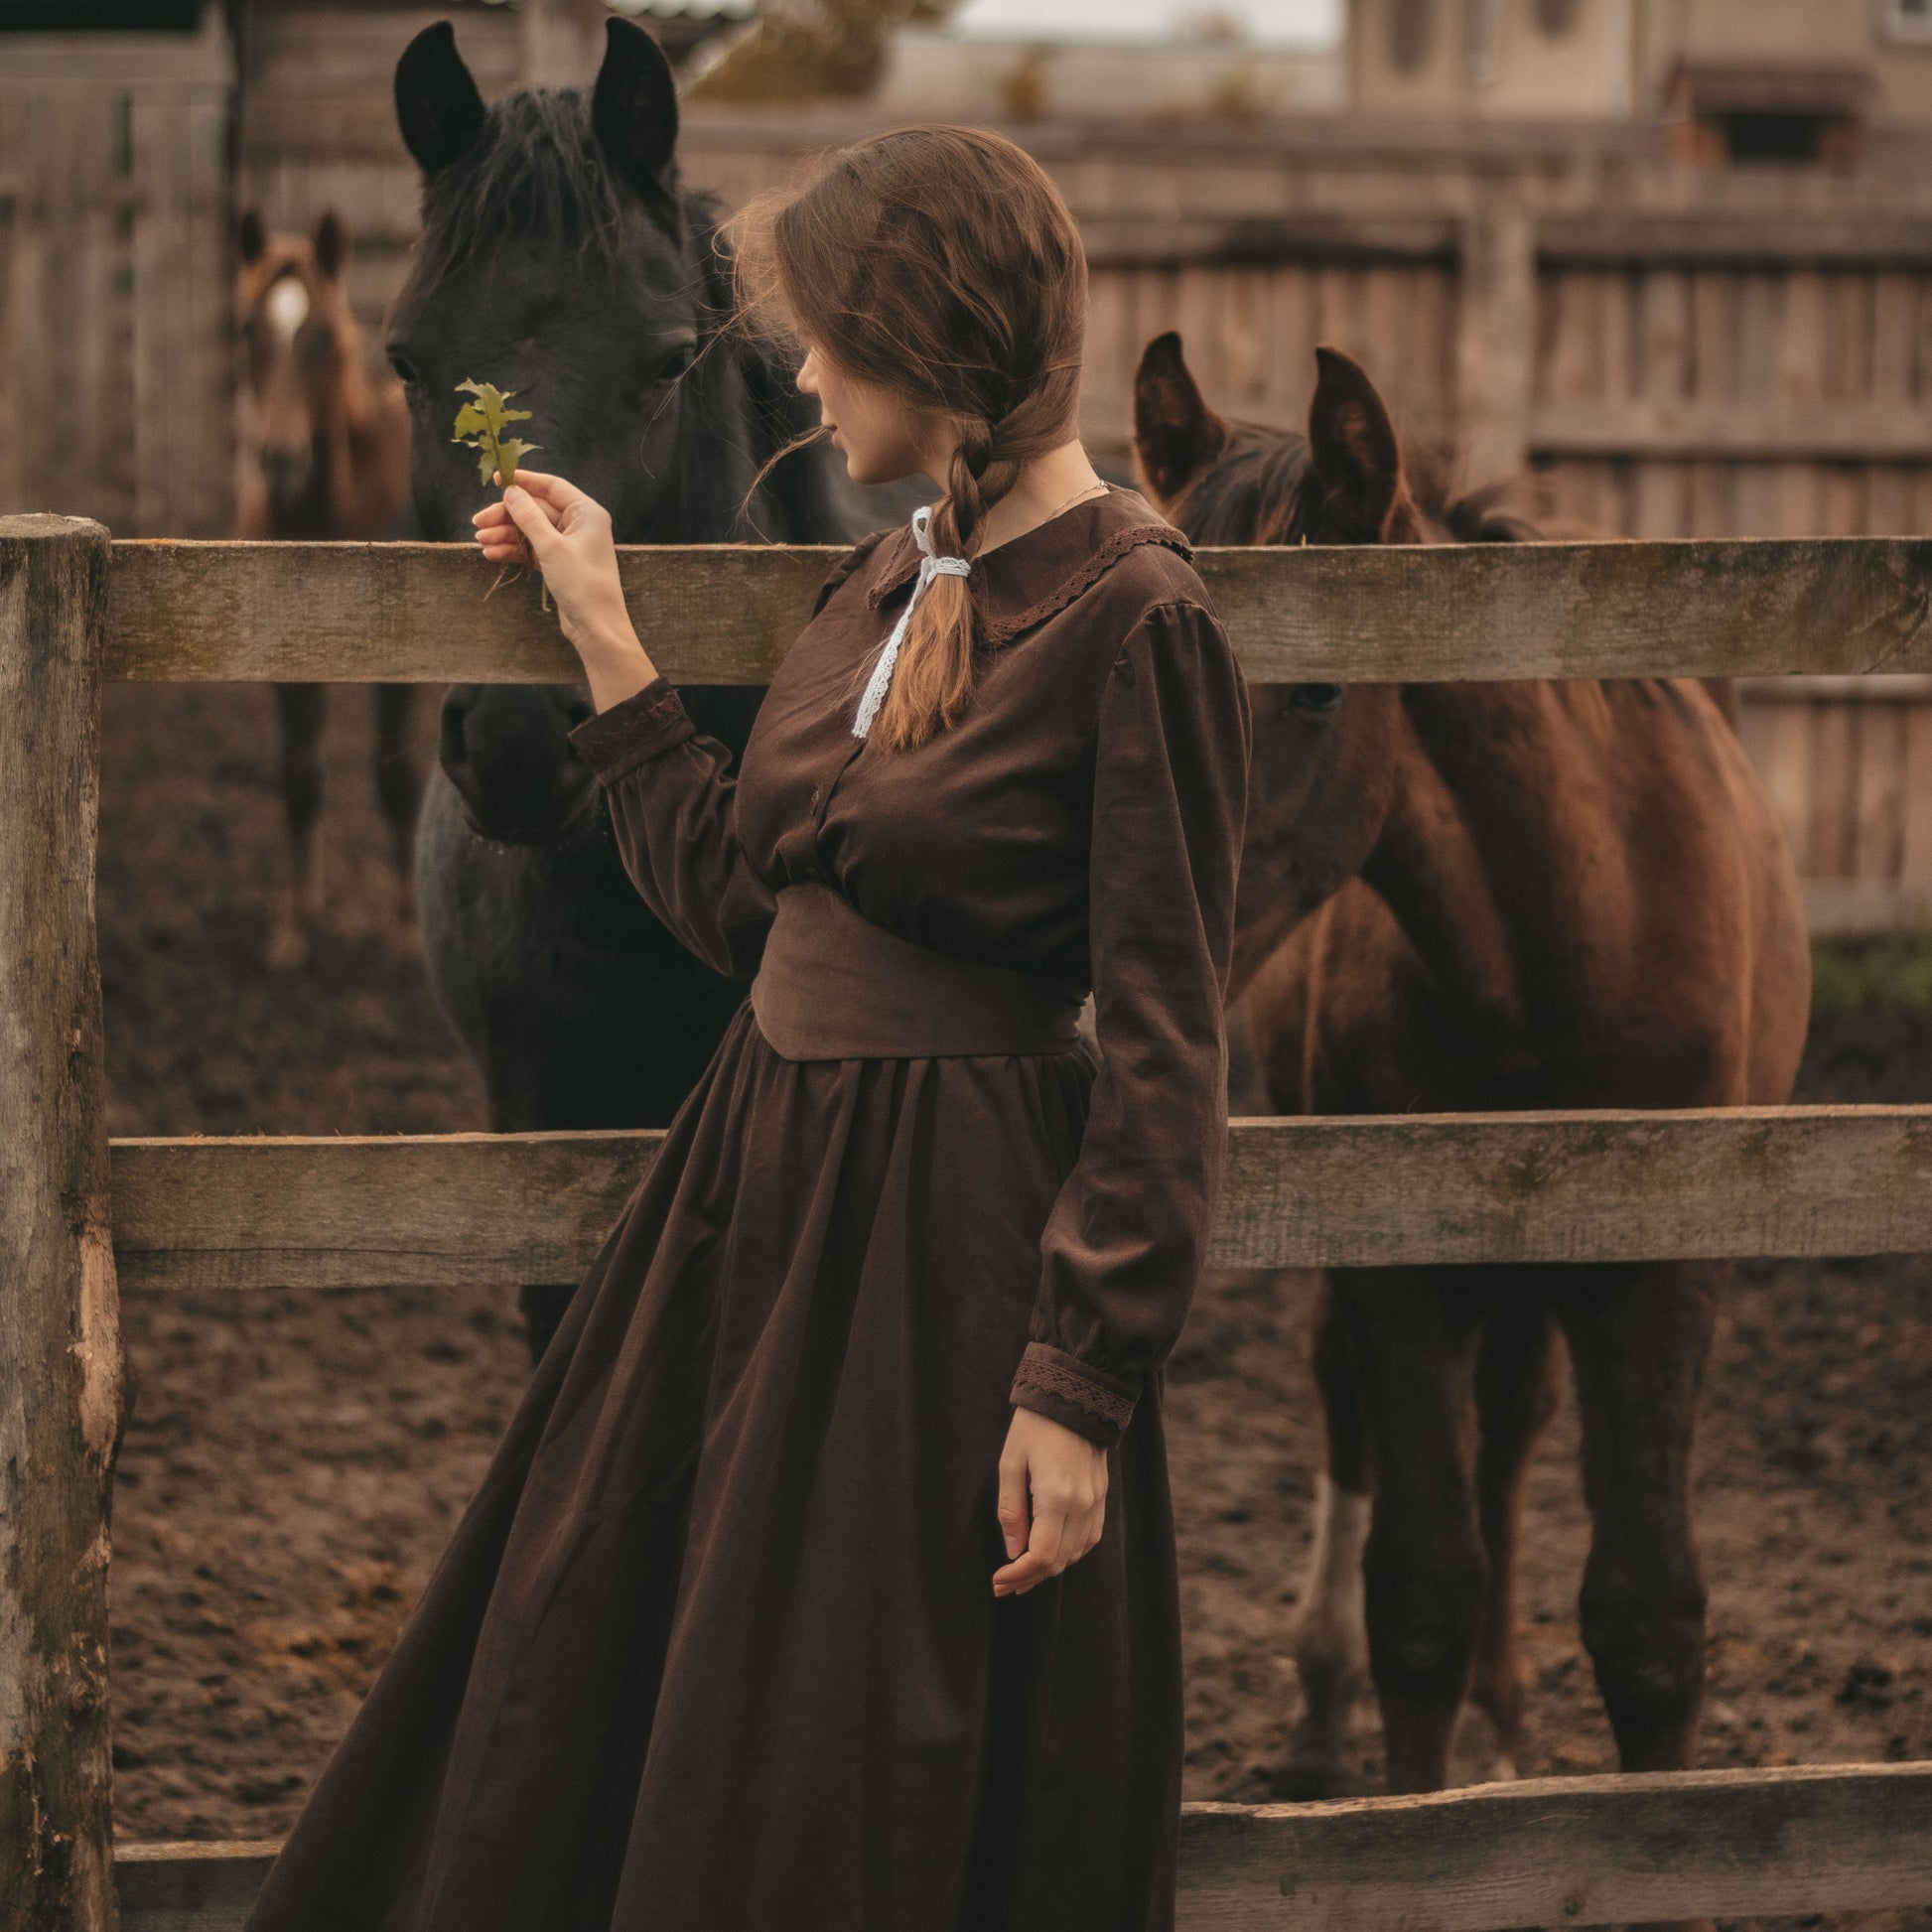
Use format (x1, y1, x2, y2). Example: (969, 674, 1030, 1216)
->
(1811, 930, 1932, 1015)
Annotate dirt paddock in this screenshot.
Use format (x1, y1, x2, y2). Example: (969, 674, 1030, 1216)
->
(101, 683, 1932, 1913)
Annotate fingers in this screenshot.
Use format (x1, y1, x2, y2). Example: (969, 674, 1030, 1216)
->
(498, 483, 562, 559)
(996, 1451, 1031, 1564)
(994, 1504, 1070, 1596)
(992, 1483, 1107, 1596)
(501, 468, 589, 513)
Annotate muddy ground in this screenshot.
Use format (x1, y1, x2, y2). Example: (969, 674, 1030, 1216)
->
(101, 683, 1932, 1896)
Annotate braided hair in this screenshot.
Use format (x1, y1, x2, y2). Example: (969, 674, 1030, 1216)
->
(727, 126, 1088, 749)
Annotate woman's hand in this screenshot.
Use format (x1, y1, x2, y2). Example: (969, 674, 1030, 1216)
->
(474, 470, 658, 707)
(993, 1407, 1109, 1596)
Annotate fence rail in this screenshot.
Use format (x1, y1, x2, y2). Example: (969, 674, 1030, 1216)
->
(111, 1761, 1932, 1932)
(106, 1104, 1932, 1289)
(6, 518, 1932, 1927)
(107, 534, 1932, 684)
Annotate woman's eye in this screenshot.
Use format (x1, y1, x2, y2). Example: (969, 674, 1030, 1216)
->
(1288, 683, 1342, 714)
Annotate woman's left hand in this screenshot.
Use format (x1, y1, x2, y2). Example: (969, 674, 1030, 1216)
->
(993, 1408, 1109, 1595)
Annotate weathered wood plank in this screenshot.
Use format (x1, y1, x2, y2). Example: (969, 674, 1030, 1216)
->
(105, 1105, 1932, 1291)
(1533, 398, 1932, 462)
(104, 536, 1932, 685)
(0, 516, 120, 1929)
(115, 1763, 1932, 1932)
(1178, 1761, 1932, 1930)
(117, 1841, 278, 1932)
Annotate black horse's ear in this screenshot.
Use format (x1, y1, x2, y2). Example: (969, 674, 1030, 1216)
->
(395, 21, 487, 175)
(313, 209, 349, 280)
(592, 17, 680, 207)
(1308, 345, 1404, 542)
(236, 207, 268, 266)
(1133, 332, 1228, 507)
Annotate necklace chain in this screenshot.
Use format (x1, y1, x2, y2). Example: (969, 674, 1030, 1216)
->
(1040, 479, 1108, 522)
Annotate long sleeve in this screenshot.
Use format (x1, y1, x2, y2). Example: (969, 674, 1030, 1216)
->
(563, 534, 890, 981)
(565, 679, 775, 981)
(1008, 599, 1252, 1449)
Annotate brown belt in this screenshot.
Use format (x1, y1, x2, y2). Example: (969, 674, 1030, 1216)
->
(750, 882, 1086, 1061)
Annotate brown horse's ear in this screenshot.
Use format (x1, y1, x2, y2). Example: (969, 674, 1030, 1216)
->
(1133, 332, 1228, 506)
(1308, 345, 1404, 541)
(593, 17, 680, 213)
(395, 20, 487, 175)
(236, 207, 268, 267)
(313, 210, 349, 281)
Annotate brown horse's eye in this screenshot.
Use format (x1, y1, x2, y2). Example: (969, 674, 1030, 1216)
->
(1289, 684, 1342, 714)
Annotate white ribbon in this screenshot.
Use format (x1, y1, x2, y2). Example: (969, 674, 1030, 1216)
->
(852, 503, 971, 740)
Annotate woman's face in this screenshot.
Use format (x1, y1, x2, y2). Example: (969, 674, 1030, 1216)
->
(796, 342, 948, 489)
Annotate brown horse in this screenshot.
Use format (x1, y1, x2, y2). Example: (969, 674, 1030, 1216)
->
(235, 209, 420, 969)
(1135, 335, 1811, 1801)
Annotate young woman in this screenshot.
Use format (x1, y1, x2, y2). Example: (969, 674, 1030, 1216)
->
(243, 126, 1250, 1932)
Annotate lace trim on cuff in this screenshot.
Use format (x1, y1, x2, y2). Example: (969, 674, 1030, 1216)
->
(1009, 1341, 1138, 1433)
(566, 678, 693, 783)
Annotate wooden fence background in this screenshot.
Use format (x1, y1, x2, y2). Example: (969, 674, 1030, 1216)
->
(16, 5, 1932, 923)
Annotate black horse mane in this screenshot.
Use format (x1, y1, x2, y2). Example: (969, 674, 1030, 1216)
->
(401, 85, 715, 303)
(1173, 418, 1544, 547)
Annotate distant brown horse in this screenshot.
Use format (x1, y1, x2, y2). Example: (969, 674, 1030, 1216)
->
(235, 209, 420, 968)
(1135, 335, 1811, 1801)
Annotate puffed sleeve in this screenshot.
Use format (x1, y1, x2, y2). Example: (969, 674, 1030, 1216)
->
(564, 678, 773, 982)
(1007, 598, 1251, 1449)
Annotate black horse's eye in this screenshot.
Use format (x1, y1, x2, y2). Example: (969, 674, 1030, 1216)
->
(387, 348, 421, 390)
(1289, 683, 1342, 714)
(657, 342, 697, 383)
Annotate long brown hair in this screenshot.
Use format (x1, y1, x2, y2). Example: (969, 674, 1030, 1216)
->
(727, 126, 1088, 750)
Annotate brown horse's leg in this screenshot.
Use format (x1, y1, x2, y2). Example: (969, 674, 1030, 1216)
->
(269, 681, 327, 970)
(1554, 1260, 1719, 1774)
(1465, 1299, 1562, 1780)
(1336, 1267, 1485, 1795)
(373, 682, 426, 932)
(1283, 1278, 1374, 1797)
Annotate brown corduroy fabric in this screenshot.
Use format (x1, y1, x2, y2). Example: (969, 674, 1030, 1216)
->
(239, 483, 1251, 1932)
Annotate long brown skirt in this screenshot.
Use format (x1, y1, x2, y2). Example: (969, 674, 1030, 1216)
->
(240, 1002, 1183, 1932)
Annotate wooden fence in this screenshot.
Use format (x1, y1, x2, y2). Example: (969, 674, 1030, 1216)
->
(6, 516, 1932, 1926)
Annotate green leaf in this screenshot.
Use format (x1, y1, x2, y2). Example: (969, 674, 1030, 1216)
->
(494, 437, 541, 486)
(453, 378, 537, 490)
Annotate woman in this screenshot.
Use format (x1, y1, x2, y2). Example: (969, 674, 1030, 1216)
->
(243, 126, 1249, 1932)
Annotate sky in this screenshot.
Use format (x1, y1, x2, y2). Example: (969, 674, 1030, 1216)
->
(947, 0, 1344, 49)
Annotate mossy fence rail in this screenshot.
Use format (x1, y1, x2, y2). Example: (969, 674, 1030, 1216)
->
(9, 513, 1932, 1929)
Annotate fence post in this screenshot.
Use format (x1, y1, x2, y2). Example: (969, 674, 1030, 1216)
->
(1456, 196, 1537, 487)
(0, 515, 122, 1930)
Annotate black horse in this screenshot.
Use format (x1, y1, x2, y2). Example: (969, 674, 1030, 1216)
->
(387, 18, 916, 1354)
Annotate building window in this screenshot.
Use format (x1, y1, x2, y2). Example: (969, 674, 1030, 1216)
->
(1464, 0, 1500, 84)
(1882, 0, 1932, 46)
(1389, 0, 1434, 73)
(1535, 0, 1585, 36)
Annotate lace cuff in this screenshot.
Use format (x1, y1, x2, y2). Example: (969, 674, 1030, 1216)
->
(1008, 1340, 1140, 1450)
(566, 676, 695, 784)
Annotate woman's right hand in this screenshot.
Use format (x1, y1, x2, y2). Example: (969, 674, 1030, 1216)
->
(475, 470, 640, 667)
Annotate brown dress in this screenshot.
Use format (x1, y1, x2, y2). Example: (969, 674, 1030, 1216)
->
(240, 483, 1251, 1932)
